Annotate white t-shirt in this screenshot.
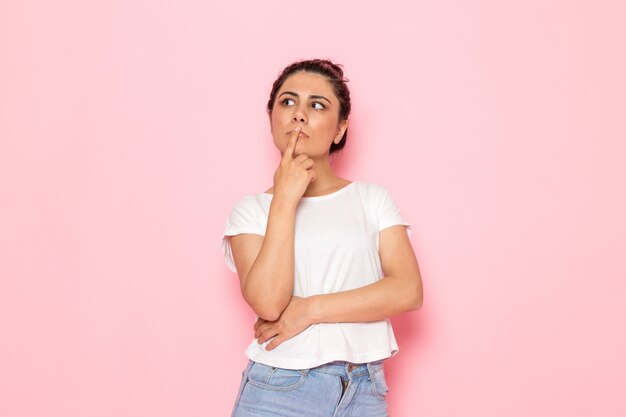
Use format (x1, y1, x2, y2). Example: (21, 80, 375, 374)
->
(221, 181, 412, 369)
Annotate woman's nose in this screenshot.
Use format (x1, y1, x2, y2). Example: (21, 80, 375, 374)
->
(292, 109, 307, 124)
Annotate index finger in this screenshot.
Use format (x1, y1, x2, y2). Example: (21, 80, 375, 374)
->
(282, 126, 301, 161)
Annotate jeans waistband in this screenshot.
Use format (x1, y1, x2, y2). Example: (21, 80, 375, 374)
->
(302, 359, 385, 380)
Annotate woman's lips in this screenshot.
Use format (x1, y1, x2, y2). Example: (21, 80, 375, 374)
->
(288, 130, 308, 137)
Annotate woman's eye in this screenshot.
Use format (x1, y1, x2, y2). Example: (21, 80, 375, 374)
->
(312, 102, 325, 110)
(282, 98, 295, 106)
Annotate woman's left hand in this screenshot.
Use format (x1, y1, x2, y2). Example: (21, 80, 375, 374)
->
(253, 296, 314, 351)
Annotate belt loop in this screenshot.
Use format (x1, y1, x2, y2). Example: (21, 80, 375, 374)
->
(366, 362, 373, 380)
(244, 359, 254, 378)
(299, 368, 310, 376)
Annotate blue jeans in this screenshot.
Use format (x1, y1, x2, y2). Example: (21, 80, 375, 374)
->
(231, 358, 389, 417)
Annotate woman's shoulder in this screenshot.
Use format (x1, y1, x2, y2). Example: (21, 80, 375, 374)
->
(354, 180, 389, 194)
(354, 181, 401, 212)
(228, 191, 269, 213)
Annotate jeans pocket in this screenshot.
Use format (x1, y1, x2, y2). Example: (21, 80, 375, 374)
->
(371, 368, 389, 400)
(246, 362, 307, 391)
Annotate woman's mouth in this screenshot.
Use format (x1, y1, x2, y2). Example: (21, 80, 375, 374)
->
(288, 130, 308, 137)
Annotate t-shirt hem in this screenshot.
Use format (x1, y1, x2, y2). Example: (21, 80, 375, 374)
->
(244, 346, 399, 370)
(379, 220, 412, 238)
(223, 227, 265, 237)
(221, 230, 265, 273)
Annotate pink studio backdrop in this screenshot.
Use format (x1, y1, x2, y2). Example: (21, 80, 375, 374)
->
(1, 1, 624, 416)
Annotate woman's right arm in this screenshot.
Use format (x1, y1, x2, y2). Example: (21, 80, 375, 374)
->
(229, 126, 314, 321)
(229, 196, 297, 321)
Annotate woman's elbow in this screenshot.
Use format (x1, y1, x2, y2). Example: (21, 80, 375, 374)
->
(409, 281, 423, 311)
(243, 289, 288, 321)
(413, 293, 423, 310)
(251, 303, 282, 322)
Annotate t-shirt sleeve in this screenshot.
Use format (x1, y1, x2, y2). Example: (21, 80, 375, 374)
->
(221, 195, 265, 273)
(376, 185, 413, 238)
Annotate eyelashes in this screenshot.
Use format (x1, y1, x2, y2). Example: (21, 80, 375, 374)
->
(281, 98, 325, 110)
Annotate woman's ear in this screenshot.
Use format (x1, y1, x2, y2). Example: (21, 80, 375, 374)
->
(334, 119, 349, 144)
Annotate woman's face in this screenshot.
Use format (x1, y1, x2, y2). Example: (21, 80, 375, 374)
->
(269, 71, 348, 158)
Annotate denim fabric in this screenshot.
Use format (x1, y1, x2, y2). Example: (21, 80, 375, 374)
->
(231, 358, 389, 417)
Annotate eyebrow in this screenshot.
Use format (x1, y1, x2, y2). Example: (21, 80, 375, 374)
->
(278, 91, 332, 105)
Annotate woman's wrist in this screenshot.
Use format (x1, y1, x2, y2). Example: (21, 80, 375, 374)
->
(270, 195, 298, 212)
(306, 295, 323, 324)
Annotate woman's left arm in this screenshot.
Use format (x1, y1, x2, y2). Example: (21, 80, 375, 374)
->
(308, 224, 423, 323)
(254, 225, 423, 350)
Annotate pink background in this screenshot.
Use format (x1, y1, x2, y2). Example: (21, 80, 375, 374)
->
(1, 1, 625, 416)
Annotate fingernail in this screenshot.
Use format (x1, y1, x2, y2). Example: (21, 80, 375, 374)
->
(296, 126, 301, 132)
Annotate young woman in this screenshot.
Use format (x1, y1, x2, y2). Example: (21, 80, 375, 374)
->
(222, 58, 423, 417)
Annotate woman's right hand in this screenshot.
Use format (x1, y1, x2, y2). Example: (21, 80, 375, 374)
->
(272, 126, 316, 204)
